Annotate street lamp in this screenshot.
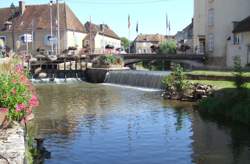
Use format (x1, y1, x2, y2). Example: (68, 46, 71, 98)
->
(10, 3, 16, 52)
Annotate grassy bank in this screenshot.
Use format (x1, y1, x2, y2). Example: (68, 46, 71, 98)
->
(187, 70, 250, 77)
(188, 80, 250, 89)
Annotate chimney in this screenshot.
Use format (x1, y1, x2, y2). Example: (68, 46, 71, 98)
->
(19, 1, 25, 15)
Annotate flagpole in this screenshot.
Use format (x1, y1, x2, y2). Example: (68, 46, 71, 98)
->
(128, 15, 131, 54)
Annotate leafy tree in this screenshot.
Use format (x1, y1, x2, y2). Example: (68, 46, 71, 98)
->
(159, 41, 177, 54)
(120, 37, 130, 50)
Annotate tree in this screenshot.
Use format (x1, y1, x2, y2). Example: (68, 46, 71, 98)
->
(120, 37, 130, 50)
(233, 56, 246, 90)
(159, 41, 177, 54)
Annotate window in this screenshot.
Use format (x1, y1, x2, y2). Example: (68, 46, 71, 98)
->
(233, 34, 240, 45)
(208, 33, 214, 51)
(0, 36, 7, 43)
(208, 8, 214, 26)
(44, 34, 56, 46)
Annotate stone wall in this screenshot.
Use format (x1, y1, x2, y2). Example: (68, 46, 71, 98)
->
(0, 124, 25, 164)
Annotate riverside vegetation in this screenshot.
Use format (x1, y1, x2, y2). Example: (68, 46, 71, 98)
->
(162, 57, 250, 125)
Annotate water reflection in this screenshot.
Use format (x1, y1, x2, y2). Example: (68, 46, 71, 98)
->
(29, 83, 250, 164)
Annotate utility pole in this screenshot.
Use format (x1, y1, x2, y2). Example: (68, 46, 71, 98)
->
(50, 1, 53, 55)
(57, 0, 60, 56)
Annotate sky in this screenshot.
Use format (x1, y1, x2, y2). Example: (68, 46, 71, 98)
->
(0, 0, 194, 40)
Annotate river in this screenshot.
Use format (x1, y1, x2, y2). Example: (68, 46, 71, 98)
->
(30, 82, 250, 164)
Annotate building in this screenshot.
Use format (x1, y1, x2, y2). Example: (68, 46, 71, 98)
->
(83, 22, 121, 54)
(0, 1, 86, 55)
(193, 0, 250, 67)
(134, 34, 167, 54)
(176, 20, 193, 54)
(227, 16, 250, 66)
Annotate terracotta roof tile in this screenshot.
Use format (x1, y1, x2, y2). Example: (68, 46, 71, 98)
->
(84, 22, 120, 40)
(0, 3, 85, 32)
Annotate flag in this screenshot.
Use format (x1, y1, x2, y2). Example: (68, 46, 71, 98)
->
(136, 21, 139, 33)
(166, 13, 169, 32)
(128, 15, 131, 29)
(169, 20, 171, 31)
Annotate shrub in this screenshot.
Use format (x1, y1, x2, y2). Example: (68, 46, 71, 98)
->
(233, 56, 246, 90)
(93, 54, 124, 68)
(159, 41, 177, 54)
(162, 64, 189, 96)
(0, 62, 39, 124)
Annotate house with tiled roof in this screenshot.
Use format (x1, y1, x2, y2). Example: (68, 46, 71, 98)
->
(0, 1, 87, 55)
(134, 34, 167, 53)
(83, 22, 121, 54)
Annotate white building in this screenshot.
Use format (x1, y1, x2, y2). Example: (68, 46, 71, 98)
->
(193, 0, 250, 67)
(83, 22, 121, 54)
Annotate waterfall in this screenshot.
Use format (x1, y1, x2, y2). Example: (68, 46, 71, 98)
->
(104, 70, 170, 89)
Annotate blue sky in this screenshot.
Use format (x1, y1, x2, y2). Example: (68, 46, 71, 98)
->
(1, 0, 193, 40)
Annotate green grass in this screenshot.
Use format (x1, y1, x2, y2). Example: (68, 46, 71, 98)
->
(187, 70, 250, 77)
(187, 80, 250, 90)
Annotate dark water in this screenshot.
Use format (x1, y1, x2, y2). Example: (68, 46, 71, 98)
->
(30, 83, 250, 164)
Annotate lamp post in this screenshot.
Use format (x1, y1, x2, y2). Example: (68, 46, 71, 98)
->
(10, 3, 16, 52)
(49, 1, 54, 55)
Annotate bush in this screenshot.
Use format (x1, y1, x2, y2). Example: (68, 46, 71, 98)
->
(159, 41, 177, 54)
(0, 62, 39, 124)
(93, 54, 124, 68)
(233, 56, 246, 89)
(162, 64, 189, 97)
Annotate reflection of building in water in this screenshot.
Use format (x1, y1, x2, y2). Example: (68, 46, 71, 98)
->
(191, 111, 250, 164)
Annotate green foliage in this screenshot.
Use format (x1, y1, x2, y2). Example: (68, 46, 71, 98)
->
(198, 89, 250, 125)
(159, 41, 177, 54)
(93, 54, 124, 67)
(120, 37, 130, 50)
(0, 62, 39, 123)
(162, 64, 189, 94)
(233, 57, 246, 89)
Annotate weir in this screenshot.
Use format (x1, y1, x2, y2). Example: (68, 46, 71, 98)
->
(104, 70, 170, 89)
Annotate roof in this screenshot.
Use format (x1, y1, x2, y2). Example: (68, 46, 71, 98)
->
(233, 16, 250, 33)
(84, 21, 120, 40)
(0, 3, 85, 32)
(134, 34, 166, 42)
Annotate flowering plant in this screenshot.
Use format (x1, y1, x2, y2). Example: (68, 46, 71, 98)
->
(0, 63, 39, 125)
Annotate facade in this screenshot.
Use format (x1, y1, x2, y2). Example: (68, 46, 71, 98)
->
(227, 16, 250, 66)
(0, 1, 86, 55)
(176, 21, 193, 54)
(134, 34, 167, 54)
(193, 0, 250, 67)
(83, 22, 121, 54)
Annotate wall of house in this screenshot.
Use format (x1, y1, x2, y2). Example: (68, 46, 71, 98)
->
(94, 33, 121, 54)
(227, 32, 250, 67)
(0, 29, 87, 55)
(135, 42, 157, 54)
(193, 0, 206, 52)
(66, 30, 86, 50)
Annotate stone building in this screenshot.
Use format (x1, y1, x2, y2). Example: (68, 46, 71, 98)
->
(193, 0, 250, 67)
(0, 1, 86, 55)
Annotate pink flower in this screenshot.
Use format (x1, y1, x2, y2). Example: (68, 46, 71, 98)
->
(16, 104, 26, 112)
(29, 95, 39, 108)
(15, 64, 24, 74)
(12, 88, 17, 94)
(0, 108, 8, 113)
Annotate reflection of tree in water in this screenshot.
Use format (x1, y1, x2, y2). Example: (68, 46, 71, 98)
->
(198, 112, 250, 164)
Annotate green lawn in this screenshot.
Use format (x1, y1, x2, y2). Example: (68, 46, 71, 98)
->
(187, 70, 250, 77)
(187, 80, 250, 90)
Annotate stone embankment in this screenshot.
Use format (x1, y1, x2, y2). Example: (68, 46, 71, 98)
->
(0, 123, 25, 164)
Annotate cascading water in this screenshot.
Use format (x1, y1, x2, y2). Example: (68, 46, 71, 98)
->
(104, 70, 170, 89)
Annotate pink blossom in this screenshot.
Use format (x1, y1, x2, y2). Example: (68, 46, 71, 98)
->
(16, 104, 26, 112)
(0, 108, 8, 113)
(29, 95, 39, 108)
(15, 64, 24, 74)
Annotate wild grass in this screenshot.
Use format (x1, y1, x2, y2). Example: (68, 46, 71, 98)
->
(187, 70, 250, 77)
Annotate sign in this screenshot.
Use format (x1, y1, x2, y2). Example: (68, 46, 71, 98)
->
(20, 34, 33, 43)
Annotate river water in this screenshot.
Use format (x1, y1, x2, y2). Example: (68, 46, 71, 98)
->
(30, 82, 250, 164)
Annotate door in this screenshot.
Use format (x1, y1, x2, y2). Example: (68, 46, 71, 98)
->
(247, 46, 250, 65)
